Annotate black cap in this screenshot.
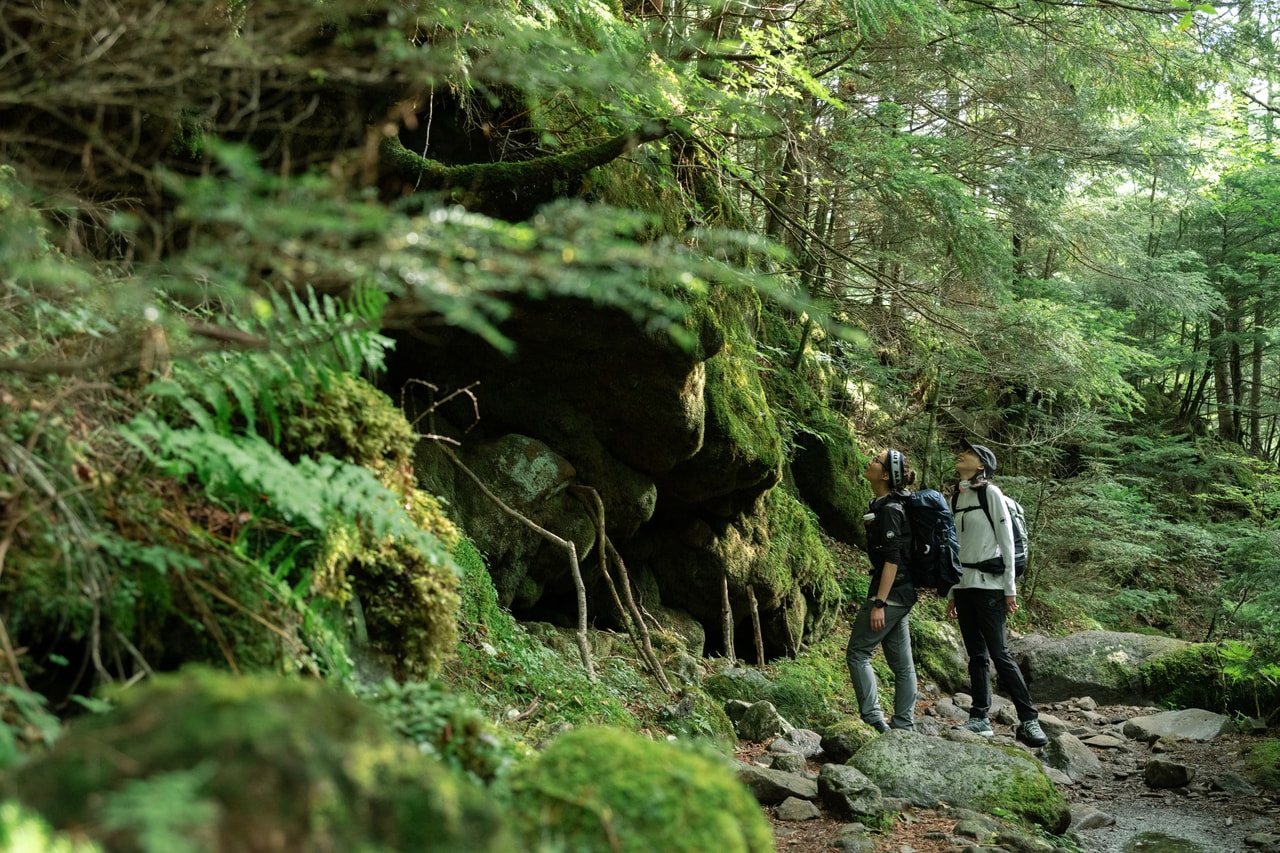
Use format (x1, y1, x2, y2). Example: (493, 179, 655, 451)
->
(961, 439, 998, 474)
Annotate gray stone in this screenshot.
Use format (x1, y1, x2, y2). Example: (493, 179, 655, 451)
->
(770, 751, 807, 774)
(1209, 771, 1258, 795)
(775, 796, 821, 821)
(994, 829, 1058, 852)
(850, 730, 1069, 832)
(953, 819, 997, 840)
(817, 763, 884, 820)
(769, 727, 823, 758)
(933, 697, 970, 723)
(1144, 758, 1195, 788)
(1035, 712, 1069, 737)
(723, 699, 752, 724)
(1041, 732, 1102, 782)
(1009, 631, 1190, 704)
(737, 700, 793, 742)
(1070, 806, 1117, 830)
(735, 761, 818, 804)
(1042, 766, 1074, 787)
(1151, 733, 1185, 753)
(1080, 734, 1126, 750)
(830, 827, 875, 853)
(1123, 708, 1234, 743)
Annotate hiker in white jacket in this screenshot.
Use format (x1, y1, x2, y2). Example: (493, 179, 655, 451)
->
(946, 439, 1047, 748)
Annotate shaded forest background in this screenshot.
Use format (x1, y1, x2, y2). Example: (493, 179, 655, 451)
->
(3, 0, 1280, 849)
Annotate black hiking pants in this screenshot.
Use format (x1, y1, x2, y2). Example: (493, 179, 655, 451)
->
(953, 587, 1038, 723)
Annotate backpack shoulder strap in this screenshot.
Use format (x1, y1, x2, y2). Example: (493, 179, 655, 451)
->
(974, 484, 997, 532)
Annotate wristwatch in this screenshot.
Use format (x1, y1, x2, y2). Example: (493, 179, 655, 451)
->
(871, 598, 887, 609)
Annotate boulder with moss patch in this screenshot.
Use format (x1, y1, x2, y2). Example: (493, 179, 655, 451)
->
(2, 667, 511, 852)
(851, 730, 1070, 833)
(508, 726, 773, 853)
(1010, 630, 1191, 704)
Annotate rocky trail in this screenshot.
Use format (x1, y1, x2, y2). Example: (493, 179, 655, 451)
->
(736, 691, 1280, 853)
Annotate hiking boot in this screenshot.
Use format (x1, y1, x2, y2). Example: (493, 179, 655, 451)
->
(871, 720, 891, 734)
(1016, 719, 1048, 747)
(954, 717, 993, 737)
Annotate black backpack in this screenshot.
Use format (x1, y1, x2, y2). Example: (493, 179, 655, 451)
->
(895, 489, 963, 596)
(951, 485, 1029, 578)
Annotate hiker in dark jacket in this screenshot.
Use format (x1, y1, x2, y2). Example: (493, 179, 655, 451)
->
(846, 449, 919, 732)
(947, 439, 1047, 747)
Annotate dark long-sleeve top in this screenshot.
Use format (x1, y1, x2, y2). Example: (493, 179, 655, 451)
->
(865, 490, 915, 601)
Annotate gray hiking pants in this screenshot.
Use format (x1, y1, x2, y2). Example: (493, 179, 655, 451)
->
(845, 599, 916, 730)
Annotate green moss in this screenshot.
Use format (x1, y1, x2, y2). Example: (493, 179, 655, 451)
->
(1244, 739, 1280, 790)
(658, 689, 739, 751)
(703, 286, 784, 471)
(2, 668, 511, 853)
(456, 537, 515, 642)
(987, 746, 1072, 831)
(0, 801, 103, 852)
(1139, 643, 1223, 710)
(703, 667, 776, 705)
(766, 633, 857, 729)
(704, 342, 784, 470)
(279, 372, 418, 494)
(508, 727, 773, 853)
(315, 490, 462, 679)
(908, 602, 968, 693)
(757, 488, 843, 645)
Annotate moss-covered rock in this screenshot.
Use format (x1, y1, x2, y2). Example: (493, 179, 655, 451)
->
(657, 689, 740, 750)
(278, 372, 418, 494)
(508, 726, 774, 853)
(757, 308, 870, 550)
(851, 730, 1070, 833)
(315, 489, 462, 679)
(1138, 642, 1224, 710)
(908, 603, 968, 694)
(1, 667, 511, 852)
(704, 665, 777, 705)
(818, 718, 879, 764)
(1244, 739, 1280, 791)
(1009, 631, 1191, 704)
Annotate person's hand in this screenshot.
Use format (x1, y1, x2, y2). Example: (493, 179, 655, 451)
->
(870, 608, 885, 631)
(1005, 595, 1018, 614)
(946, 600, 957, 619)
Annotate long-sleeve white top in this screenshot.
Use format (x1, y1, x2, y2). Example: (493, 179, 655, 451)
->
(948, 480, 1017, 598)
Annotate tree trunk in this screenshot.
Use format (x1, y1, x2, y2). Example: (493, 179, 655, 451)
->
(1249, 300, 1264, 453)
(1209, 313, 1237, 442)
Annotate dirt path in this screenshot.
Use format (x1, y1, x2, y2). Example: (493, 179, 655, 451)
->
(744, 698, 1279, 852)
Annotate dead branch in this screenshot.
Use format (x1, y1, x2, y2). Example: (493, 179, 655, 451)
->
(440, 444, 595, 681)
(605, 538, 673, 693)
(721, 574, 735, 664)
(748, 585, 765, 665)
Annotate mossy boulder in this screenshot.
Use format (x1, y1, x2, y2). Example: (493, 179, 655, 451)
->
(1138, 642, 1226, 711)
(643, 487, 842, 658)
(314, 488, 462, 679)
(1009, 631, 1191, 704)
(278, 372, 418, 493)
(908, 605, 967, 693)
(508, 726, 774, 853)
(1244, 739, 1280, 791)
(818, 718, 879, 764)
(2, 668, 510, 853)
(851, 730, 1070, 833)
(658, 689, 740, 750)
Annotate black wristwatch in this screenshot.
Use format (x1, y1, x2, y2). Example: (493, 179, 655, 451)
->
(871, 598, 887, 609)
